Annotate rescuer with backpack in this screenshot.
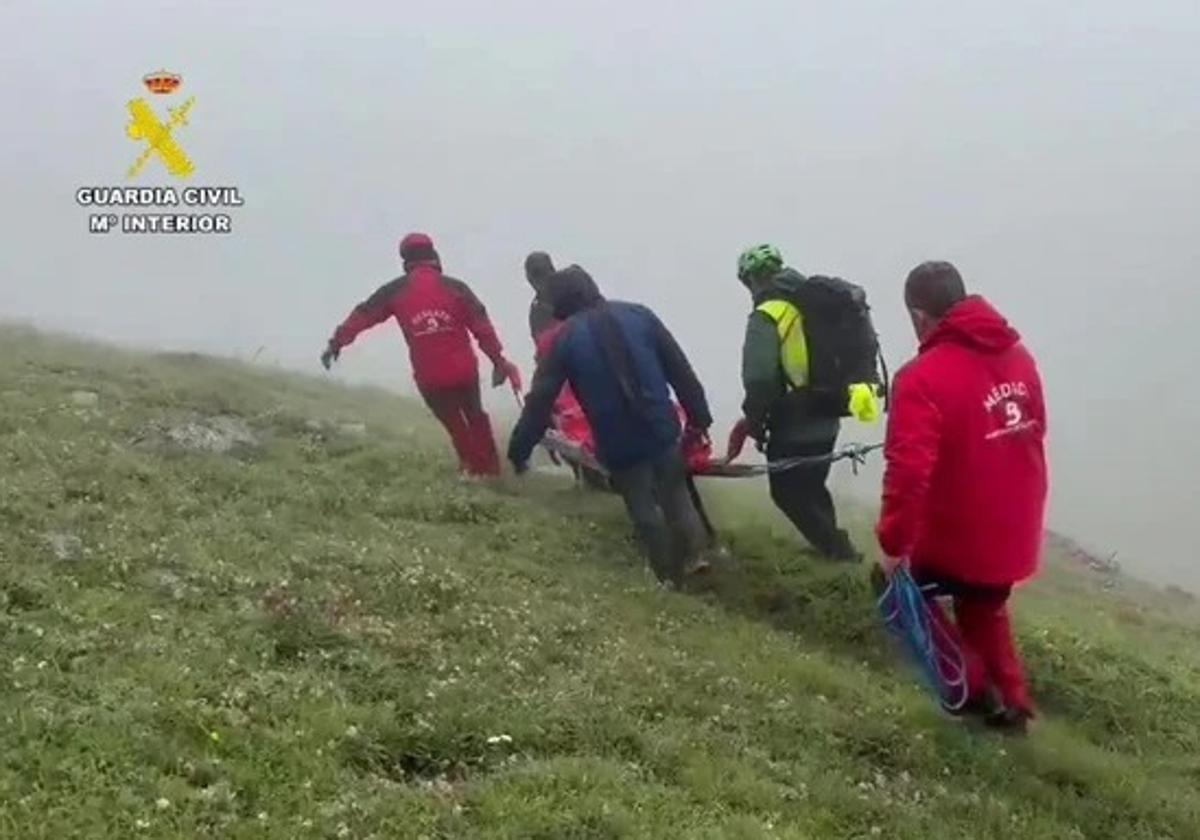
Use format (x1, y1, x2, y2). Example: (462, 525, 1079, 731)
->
(320, 232, 522, 477)
(728, 244, 884, 562)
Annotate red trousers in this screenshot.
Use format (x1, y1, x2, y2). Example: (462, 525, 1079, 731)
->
(419, 379, 500, 476)
(921, 577, 1034, 713)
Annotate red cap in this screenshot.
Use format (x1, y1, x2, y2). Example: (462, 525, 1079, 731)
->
(399, 232, 434, 259)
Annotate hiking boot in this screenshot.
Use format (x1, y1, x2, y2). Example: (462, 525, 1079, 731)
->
(984, 706, 1034, 736)
(684, 557, 712, 576)
(823, 546, 863, 564)
(825, 530, 863, 563)
(648, 558, 685, 591)
(948, 692, 1002, 720)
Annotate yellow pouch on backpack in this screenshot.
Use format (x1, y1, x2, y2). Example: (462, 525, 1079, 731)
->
(848, 383, 882, 424)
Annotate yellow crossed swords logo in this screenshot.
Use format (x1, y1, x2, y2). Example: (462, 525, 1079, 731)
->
(125, 96, 196, 179)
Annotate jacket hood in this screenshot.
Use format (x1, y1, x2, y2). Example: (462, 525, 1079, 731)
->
(525, 251, 555, 292)
(550, 265, 604, 319)
(752, 267, 806, 305)
(921, 295, 1020, 354)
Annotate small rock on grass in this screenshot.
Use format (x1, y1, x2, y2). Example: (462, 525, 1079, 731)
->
(163, 415, 259, 453)
(47, 533, 84, 562)
(338, 422, 367, 438)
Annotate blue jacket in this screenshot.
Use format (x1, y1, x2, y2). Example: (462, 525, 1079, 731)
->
(508, 300, 712, 472)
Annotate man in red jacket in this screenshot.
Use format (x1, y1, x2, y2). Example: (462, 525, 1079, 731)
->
(320, 233, 521, 477)
(877, 261, 1048, 734)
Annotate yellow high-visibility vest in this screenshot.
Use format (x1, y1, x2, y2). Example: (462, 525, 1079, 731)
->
(756, 298, 809, 389)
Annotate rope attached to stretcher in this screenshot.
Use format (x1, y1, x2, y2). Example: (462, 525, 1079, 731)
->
(876, 567, 970, 712)
(539, 433, 882, 479)
(702, 442, 883, 478)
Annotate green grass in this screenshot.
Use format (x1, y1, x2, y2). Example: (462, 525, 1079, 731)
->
(1, 323, 1199, 839)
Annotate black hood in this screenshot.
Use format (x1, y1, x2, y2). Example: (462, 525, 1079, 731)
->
(549, 265, 603, 319)
(525, 251, 555, 292)
(550, 266, 645, 423)
(751, 267, 806, 305)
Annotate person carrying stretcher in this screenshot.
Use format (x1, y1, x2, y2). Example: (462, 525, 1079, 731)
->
(509, 265, 715, 587)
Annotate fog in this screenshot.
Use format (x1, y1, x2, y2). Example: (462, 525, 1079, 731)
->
(2, 1, 1198, 585)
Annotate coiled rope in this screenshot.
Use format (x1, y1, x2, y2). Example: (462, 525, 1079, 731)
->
(876, 567, 970, 712)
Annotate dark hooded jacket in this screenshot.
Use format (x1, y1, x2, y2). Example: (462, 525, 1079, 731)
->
(525, 252, 557, 340)
(509, 266, 712, 471)
(741, 268, 840, 446)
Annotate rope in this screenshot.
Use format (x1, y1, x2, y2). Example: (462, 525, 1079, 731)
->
(876, 567, 970, 712)
(699, 442, 883, 478)
(539, 432, 882, 480)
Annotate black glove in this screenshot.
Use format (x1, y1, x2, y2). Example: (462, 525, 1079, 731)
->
(745, 418, 768, 453)
(320, 343, 339, 371)
(753, 427, 769, 453)
(491, 359, 522, 390)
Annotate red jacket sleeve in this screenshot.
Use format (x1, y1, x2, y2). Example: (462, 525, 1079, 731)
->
(876, 365, 942, 559)
(446, 278, 504, 364)
(534, 320, 566, 362)
(330, 279, 402, 350)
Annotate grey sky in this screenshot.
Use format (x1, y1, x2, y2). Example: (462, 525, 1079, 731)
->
(2, 1, 1198, 584)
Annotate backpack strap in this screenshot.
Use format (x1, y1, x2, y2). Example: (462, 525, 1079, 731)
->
(755, 298, 810, 389)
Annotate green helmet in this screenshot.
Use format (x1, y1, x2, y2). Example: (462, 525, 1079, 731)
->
(737, 244, 783, 283)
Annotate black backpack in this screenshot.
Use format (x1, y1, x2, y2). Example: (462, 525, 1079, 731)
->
(780, 275, 888, 418)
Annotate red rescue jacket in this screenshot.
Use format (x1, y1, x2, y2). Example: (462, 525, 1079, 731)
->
(331, 264, 505, 391)
(877, 296, 1048, 586)
(535, 320, 595, 454)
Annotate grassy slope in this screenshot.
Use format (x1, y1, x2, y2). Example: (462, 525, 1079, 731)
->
(1, 325, 1199, 840)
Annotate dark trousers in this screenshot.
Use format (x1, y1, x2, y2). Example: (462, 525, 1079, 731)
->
(419, 379, 500, 476)
(609, 447, 709, 584)
(918, 576, 1033, 713)
(766, 434, 857, 560)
